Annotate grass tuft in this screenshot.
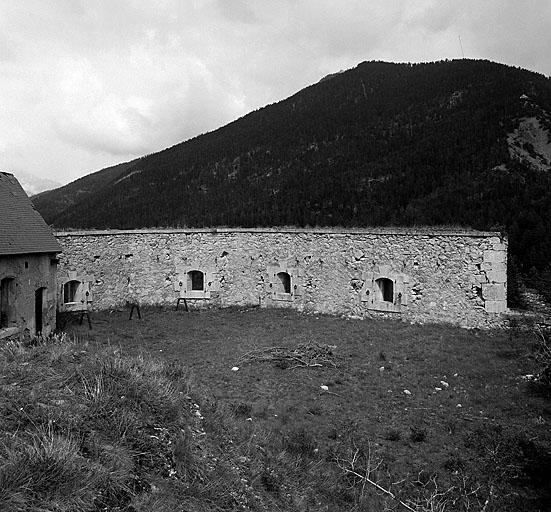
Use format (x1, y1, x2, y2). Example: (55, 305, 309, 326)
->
(0, 425, 100, 512)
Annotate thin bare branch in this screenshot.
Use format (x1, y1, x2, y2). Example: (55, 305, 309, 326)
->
(335, 457, 417, 512)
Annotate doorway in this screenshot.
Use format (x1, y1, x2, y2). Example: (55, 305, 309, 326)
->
(1, 277, 15, 328)
(35, 288, 44, 335)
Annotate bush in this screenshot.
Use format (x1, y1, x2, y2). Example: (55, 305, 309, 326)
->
(384, 428, 401, 441)
(280, 427, 318, 457)
(410, 427, 427, 443)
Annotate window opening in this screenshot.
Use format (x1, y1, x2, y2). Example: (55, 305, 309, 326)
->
(362, 269, 408, 313)
(64, 280, 80, 303)
(188, 270, 204, 291)
(376, 278, 394, 303)
(277, 272, 291, 294)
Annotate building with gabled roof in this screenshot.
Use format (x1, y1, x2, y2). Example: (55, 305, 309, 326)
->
(0, 171, 61, 339)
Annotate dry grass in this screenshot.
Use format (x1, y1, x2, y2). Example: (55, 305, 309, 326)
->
(2, 306, 550, 510)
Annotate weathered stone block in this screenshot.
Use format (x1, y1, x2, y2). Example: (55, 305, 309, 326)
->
(485, 300, 507, 314)
(483, 250, 506, 264)
(482, 283, 506, 301)
(482, 261, 506, 273)
(470, 274, 486, 285)
(485, 270, 507, 283)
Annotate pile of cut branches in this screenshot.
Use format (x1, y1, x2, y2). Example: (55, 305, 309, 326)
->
(238, 341, 340, 369)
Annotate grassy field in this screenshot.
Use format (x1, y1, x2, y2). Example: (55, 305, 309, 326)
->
(2, 306, 551, 511)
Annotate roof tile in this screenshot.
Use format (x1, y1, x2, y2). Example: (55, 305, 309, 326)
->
(0, 172, 62, 255)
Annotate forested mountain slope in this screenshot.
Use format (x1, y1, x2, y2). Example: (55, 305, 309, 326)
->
(32, 160, 136, 223)
(33, 59, 551, 299)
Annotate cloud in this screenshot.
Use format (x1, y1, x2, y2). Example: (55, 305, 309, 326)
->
(213, 0, 258, 24)
(458, 1, 551, 74)
(0, 0, 550, 184)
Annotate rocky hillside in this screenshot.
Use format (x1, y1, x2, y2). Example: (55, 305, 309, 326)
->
(33, 59, 551, 297)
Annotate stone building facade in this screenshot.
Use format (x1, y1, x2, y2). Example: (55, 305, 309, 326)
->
(55, 227, 508, 328)
(0, 172, 61, 340)
(0, 254, 60, 339)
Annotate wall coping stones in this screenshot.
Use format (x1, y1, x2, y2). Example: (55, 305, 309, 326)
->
(55, 227, 504, 238)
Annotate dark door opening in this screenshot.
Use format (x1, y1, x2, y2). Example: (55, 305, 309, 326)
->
(35, 288, 44, 335)
(1, 277, 15, 328)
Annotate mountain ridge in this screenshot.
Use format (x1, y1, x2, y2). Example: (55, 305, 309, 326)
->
(32, 59, 551, 298)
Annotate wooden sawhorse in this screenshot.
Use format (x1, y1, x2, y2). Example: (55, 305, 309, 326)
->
(175, 298, 189, 311)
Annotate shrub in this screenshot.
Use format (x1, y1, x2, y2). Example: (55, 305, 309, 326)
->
(531, 325, 551, 390)
(231, 401, 252, 417)
(537, 266, 551, 303)
(280, 427, 318, 457)
(384, 428, 401, 441)
(410, 427, 427, 443)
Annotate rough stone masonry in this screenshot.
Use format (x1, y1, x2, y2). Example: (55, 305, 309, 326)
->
(55, 227, 508, 328)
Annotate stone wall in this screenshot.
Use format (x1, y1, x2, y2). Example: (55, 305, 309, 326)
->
(55, 228, 508, 328)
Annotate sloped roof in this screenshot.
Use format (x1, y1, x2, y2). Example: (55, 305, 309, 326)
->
(0, 172, 62, 255)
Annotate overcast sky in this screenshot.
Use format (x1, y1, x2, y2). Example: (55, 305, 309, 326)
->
(1, 0, 550, 185)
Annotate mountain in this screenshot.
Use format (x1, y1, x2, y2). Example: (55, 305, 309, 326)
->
(8, 170, 61, 196)
(32, 59, 551, 301)
(31, 161, 136, 225)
